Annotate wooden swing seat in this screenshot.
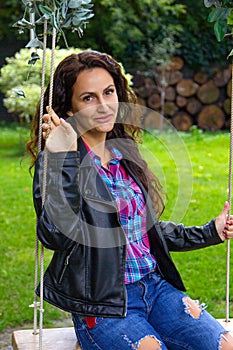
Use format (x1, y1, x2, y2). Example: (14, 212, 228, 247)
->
(11, 319, 233, 349)
(12, 327, 81, 350)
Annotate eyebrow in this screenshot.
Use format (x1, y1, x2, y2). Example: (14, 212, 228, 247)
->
(79, 84, 115, 98)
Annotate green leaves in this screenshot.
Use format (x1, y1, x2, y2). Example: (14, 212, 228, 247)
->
(214, 18, 228, 41)
(28, 52, 41, 65)
(208, 7, 230, 22)
(13, 18, 35, 30)
(204, 1, 232, 42)
(11, 89, 26, 98)
(204, 0, 221, 8)
(14, 0, 95, 49)
(207, 7, 231, 41)
(25, 38, 44, 49)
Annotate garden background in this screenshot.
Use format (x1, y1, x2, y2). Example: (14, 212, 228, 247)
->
(0, 1, 233, 349)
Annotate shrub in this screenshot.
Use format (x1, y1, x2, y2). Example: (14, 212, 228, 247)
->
(0, 47, 83, 122)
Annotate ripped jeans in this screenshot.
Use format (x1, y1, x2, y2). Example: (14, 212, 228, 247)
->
(72, 271, 228, 349)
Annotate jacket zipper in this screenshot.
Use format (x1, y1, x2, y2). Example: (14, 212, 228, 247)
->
(58, 244, 77, 284)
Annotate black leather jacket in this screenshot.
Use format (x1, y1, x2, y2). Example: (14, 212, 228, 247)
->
(33, 138, 222, 317)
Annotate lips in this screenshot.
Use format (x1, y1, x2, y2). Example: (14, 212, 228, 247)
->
(95, 114, 113, 123)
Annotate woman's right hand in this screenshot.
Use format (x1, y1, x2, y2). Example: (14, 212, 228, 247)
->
(42, 107, 77, 153)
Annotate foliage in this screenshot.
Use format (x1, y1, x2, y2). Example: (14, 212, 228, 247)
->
(204, 0, 233, 57)
(0, 47, 83, 122)
(0, 0, 26, 41)
(1, 1, 232, 71)
(67, 0, 232, 71)
(173, 0, 232, 70)
(13, 0, 94, 49)
(74, 0, 185, 71)
(4, 85, 41, 123)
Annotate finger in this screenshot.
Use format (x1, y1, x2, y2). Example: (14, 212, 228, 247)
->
(222, 201, 230, 216)
(60, 117, 70, 129)
(42, 114, 50, 123)
(46, 106, 60, 126)
(42, 122, 57, 134)
(42, 131, 47, 140)
(42, 122, 50, 131)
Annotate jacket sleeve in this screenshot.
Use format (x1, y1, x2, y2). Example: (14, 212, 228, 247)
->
(159, 219, 223, 252)
(33, 150, 80, 251)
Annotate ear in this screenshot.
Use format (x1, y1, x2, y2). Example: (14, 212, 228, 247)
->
(66, 110, 74, 117)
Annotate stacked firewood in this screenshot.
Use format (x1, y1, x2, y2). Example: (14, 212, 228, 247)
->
(132, 57, 232, 131)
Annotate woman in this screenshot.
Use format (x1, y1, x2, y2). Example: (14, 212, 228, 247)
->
(28, 50, 233, 349)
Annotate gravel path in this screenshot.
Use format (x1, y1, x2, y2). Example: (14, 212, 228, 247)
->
(0, 327, 14, 350)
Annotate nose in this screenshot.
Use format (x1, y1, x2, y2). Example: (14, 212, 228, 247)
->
(96, 96, 108, 113)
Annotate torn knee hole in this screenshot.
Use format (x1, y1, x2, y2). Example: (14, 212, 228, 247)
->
(220, 332, 233, 349)
(183, 297, 202, 319)
(137, 335, 162, 349)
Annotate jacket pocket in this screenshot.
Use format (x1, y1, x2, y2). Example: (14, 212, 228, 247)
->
(58, 243, 78, 284)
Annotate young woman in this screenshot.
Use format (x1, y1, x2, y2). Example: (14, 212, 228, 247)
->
(28, 50, 233, 349)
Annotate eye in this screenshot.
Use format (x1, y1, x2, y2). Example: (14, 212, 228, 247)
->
(105, 88, 115, 96)
(83, 95, 94, 102)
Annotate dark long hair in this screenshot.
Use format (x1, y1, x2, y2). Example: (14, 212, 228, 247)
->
(27, 50, 165, 216)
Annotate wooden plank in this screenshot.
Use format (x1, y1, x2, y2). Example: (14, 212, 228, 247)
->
(12, 321, 233, 349)
(217, 319, 233, 335)
(12, 327, 81, 350)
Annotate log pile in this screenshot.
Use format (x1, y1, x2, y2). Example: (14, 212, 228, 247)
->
(132, 56, 232, 131)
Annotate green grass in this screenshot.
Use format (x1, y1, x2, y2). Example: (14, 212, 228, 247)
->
(0, 123, 71, 333)
(141, 128, 233, 318)
(0, 124, 232, 333)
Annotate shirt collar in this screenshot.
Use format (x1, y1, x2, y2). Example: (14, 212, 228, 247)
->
(82, 138, 123, 167)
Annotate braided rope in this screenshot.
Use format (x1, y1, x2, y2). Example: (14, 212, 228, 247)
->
(38, 20, 48, 154)
(32, 19, 48, 338)
(31, 20, 56, 348)
(38, 26, 57, 350)
(225, 63, 233, 323)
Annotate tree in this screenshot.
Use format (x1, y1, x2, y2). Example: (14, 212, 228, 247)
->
(0, 0, 26, 41)
(173, 0, 232, 71)
(0, 1, 185, 68)
(0, 1, 232, 73)
(203, 0, 233, 56)
(74, 0, 185, 71)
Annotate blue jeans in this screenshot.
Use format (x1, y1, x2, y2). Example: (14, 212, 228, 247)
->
(72, 272, 227, 349)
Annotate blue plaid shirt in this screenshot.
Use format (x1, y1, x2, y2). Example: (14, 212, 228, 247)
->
(86, 144, 156, 284)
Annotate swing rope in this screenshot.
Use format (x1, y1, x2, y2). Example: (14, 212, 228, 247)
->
(31, 20, 57, 349)
(32, 18, 48, 337)
(225, 62, 233, 324)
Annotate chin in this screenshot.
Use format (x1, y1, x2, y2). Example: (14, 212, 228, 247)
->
(95, 123, 115, 133)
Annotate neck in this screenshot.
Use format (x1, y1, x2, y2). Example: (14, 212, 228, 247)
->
(82, 132, 110, 166)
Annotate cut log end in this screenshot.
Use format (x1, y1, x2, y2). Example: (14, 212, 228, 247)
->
(197, 80, 220, 104)
(176, 79, 199, 97)
(198, 105, 225, 131)
(172, 112, 193, 131)
(143, 110, 164, 130)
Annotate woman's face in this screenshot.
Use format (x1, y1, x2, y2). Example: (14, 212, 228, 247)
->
(69, 67, 119, 138)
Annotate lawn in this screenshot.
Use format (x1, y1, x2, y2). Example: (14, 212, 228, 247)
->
(0, 123, 232, 333)
(0, 123, 71, 333)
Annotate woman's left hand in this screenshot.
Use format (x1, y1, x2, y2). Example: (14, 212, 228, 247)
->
(215, 202, 233, 241)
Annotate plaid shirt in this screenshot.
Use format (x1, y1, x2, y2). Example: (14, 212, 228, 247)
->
(86, 144, 156, 284)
